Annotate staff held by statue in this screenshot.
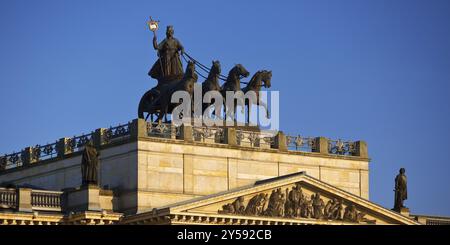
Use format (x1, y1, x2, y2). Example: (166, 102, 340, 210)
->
(147, 16, 164, 77)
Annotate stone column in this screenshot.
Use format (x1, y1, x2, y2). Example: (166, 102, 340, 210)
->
(17, 188, 32, 212)
(179, 124, 193, 142)
(0, 156, 6, 171)
(130, 118, 148, 140)
(93, 128, 107, 148)
(354, 140, 368, 158)
(273, 131, 287, 152)
(170, 124, 177, 140)
(224, 128, 237, 146)
(56, 137, 72, 158)
(313, 137, 329, 154)
(21, 147, 36, 166)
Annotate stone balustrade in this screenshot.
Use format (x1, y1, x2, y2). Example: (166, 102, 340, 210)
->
(0, 118, 368, 173)
(0, 186, 116, 214)
(0, 188, 17, 209)
(31, 190, 63, 211)
(0, 187, 62, 212)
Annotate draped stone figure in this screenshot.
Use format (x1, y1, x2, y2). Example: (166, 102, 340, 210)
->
(394, 168, 408, 211)
(81, 141, 99, 186)
(312, 193, 324, 219)
(329, 199, 343, 220)
(300, 195, 313, 218)
(285, 183, 303, 217)
(264, 188, 285, 217)
(343, 204, 358, 222)
(149, 25, 185, 82)
(219, 196, 245, 215)
(245, 193, 268, 216)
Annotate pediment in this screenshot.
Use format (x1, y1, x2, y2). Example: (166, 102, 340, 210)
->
(163, 172, 419, 225)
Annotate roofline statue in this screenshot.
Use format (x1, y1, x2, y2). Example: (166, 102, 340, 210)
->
(81, 141, 99, 186)
(393, 167, 408, 212)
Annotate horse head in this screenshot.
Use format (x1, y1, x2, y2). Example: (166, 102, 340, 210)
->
(211, 60, 221, 76)
(184, 61, 196, 80)
(260, 70, 272, 88)
(246, 70, 272, 91)
(233, 64, 250, 78)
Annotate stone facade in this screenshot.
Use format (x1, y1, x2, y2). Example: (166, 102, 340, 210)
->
(135, 139, 369, 213)
(4, 119, 442, 225)
(0, 119, 369, 215)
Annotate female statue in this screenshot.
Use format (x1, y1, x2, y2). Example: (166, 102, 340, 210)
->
(149, 25, 185, 82)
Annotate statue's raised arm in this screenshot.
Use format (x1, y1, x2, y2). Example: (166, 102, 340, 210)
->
(152, 33, 158, 50)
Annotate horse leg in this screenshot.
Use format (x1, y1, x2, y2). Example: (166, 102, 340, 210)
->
(157, 103, 166, 124)
(157, 111, 163, 124)
(246, 101, 250, 125)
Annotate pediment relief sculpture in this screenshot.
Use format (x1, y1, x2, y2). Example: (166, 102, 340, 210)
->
(218, 182, 376, 224)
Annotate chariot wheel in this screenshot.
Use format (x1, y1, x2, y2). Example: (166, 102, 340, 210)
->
(138, 89, 160, 122)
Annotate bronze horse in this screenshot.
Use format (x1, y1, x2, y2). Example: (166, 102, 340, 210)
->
(157, 61, 198, 122)
(200, 60, 222, 117)
(220, 64, 250, 119)
(242, 70, 272, 121)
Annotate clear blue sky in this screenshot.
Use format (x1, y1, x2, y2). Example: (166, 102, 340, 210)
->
(1, 0, 449, 216)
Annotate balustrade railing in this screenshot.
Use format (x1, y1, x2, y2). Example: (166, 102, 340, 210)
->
(32, 142, 58, 162)
(1, 152, 23, 170)
(193, 126, 224, 144)
(66, 133, 94, 153)
(147, 122, 177, 139)
(0, 188, 62, 211)
(328, 139, 356, 155)
(0, 188, 17, 209)
(0, 121, 133, 172)
(236, 130, 274, 149)
(286, 135, 316, 152)
(103, 123, 131, 143)
(1, 119, 365, 173)
(31, 190, 62, 211)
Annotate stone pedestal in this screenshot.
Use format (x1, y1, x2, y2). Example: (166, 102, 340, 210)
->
(224, 128, 237, 146)
(17, 188, 32, 212)
(180, 124, 193, 142)
(393, 207, 410, 217)
(313, 137, 329, 154)
(273, 131, 287, 152)
(354, 141, 368, 158)
(65, 185, 102, 212)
